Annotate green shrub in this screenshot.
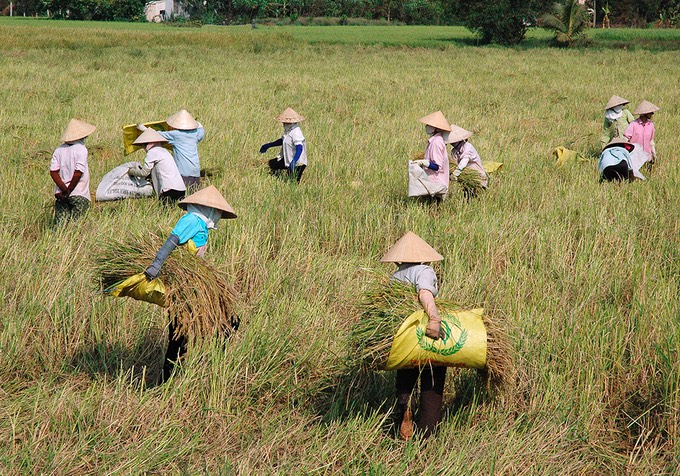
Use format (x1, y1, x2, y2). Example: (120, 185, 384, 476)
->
(462, 0, 552, 45)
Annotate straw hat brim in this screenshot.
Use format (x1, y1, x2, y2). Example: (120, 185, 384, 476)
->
(445, 124, 473, 144)
(419, 111, 451, 132)
(605, 95, 629, 110)
(132, 128, 169, 145)
(166, 109, 199, 130)
(602, 138, 634, 153)
(275, 108, 305, 123)
(179, 185, 237, 219)
(61, 119, 96, 142)
(380, 231, 444, 263)
(633, 100, 660, 116)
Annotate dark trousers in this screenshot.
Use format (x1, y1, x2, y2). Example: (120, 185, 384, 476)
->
(268, 157, 306, 183)
(396, 365, 447, 438)
(601, 161, 633, 182)
(159, 189, 186, 205)
(161, 321, 187, 383)
(54, 196, 90, 225)
(182, 176, 200, 192)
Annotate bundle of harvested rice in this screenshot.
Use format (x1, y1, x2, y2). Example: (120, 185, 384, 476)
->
(455, 167, 485, 196)
(96, 231, 239, 343)
(411, 151, 425, 162)
(351, 274, 513, 390)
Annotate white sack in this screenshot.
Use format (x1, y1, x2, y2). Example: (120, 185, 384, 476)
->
(629, 143, 650, 180)
(96, 161, 154, 201)
(408, 161, 447, 197)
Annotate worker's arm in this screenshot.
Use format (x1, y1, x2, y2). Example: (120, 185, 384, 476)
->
(144, 234, 180, 280)
(128, 163, 152, 177)
(289, 144, 303, 171)
(50, 170, 69, 198)
(260, 137, 283, 154)
(67, 170, 83, 194)
(418, 289, 442, 340)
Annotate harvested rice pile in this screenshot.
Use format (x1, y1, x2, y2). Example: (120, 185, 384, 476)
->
(96, 232, 239, 343)
(352, 274, 513, 390)
(456, 167, 485, 196)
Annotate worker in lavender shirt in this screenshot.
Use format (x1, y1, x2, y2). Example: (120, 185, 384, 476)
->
(138, 109, 204, 190)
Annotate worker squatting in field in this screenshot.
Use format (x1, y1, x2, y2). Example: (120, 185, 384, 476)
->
(259, 107, 308, 183)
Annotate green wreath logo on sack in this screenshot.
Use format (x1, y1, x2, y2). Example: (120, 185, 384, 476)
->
(415, 313, 468, 356)
(384, 308, 488, 371)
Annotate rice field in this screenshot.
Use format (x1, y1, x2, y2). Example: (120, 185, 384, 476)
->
(0, 18, 679, 474)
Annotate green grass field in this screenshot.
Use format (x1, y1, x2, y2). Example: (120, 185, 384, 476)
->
(1, 19, 679, 474)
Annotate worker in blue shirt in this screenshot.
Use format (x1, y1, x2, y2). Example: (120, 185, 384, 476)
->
(145, 185, 237, 382)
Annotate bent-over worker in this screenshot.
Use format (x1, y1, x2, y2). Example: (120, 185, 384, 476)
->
(138, 109, 204, 190)
(128, 128, 186, 204)
(598, 138, 648, 182)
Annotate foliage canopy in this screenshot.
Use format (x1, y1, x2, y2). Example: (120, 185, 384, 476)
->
(540, 0, 591, 47)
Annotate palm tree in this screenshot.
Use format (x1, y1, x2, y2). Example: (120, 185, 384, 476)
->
(540, 0, 591, 47)
(602, 2, 611, 28)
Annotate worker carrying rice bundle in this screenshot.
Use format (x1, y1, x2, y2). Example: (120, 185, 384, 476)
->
(600, 95, 634, 149)
(137, 109, 205, 191)
(104, 185, 237, 383)
(146, 185, 236, 381)
(352, 232, 512, 440)
(408, 111, 451, 201)
(446, 124, 489, 196)
(259, 107, 308, 183)
(49, 119, 96, 225)
(127, 128, 186, 204)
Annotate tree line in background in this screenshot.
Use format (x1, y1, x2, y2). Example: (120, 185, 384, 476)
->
(1, 0, 679, 42)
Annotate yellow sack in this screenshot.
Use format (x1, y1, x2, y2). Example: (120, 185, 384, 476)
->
(553, 146, 587, 168)
(186, 239, 198, 256)
(483, 161, 504, 173)
(104, 272, 166, 307)
(122, 121, 173, 156)
(385, 308, 487, 371)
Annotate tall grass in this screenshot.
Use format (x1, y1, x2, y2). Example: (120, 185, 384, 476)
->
(0, 20, 679, 474)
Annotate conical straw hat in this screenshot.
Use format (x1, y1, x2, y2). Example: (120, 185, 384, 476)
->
(605, 95, 629, 110)
(633, 100, 660, 116)
(445, 124, 473, 143)
(166, 109, 199, 130)
(61, 119, 96, 142)
(132, 128, 168, 145)
(275, 107, 305, 123)
(602, 136, 634, 153)
(419, 111, 451, 132)
(380, 231, 443, 263)
(179, 185, 237, 219)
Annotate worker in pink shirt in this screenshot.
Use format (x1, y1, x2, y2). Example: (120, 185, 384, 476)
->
(412, 111, 451, 200)
(50, 119, 95, 225)
(624, 100, 659, 164)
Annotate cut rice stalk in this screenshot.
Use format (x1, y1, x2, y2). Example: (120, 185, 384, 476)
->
(95, 231, 239, 343)
(351, 274, 513, 391)
(456, 167, 485, 196)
